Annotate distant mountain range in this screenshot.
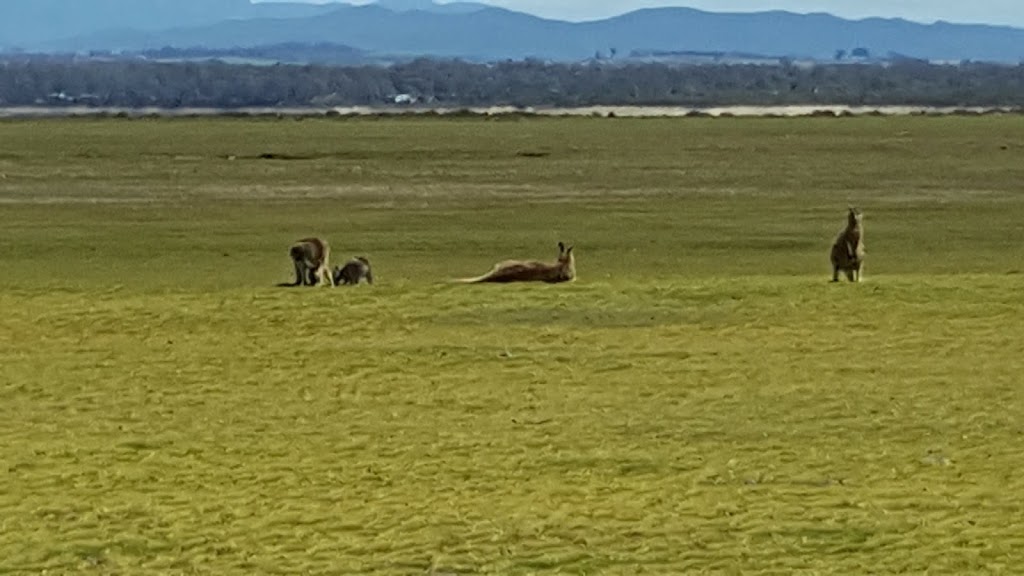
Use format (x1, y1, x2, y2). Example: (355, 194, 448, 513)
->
(2, 0, 1024, 63)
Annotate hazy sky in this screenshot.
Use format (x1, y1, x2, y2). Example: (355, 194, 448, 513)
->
(331, 1, 1024, 27)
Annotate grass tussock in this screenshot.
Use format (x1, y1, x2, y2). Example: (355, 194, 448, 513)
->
(1, 116, 1024, 574)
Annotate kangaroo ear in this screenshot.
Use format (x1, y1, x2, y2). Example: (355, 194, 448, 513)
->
(558, 241, 565, 253)
(566, 245, 574, 254)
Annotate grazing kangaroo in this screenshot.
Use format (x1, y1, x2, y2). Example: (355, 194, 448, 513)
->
(830, 207, 865, 282)
(332, 256, 374, 286)
(290, 237, 334, 287)
(456, 242, 576, 284)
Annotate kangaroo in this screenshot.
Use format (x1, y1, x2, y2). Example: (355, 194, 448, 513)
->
(455, 242, 576, 284)
(830, 207, 865, 282)
(332, 256, 374, 286)
(289, 237, 334, 287)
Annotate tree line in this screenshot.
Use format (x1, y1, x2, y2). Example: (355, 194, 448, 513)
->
(2, 55, 1023, 108)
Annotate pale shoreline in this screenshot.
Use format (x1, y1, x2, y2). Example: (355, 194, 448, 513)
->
(0, 104, 1020, 119)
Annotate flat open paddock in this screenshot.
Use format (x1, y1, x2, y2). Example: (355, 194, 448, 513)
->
(1, 116, 1023, 574)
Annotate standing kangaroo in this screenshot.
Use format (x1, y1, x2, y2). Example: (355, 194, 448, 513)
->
(830, 207, 865, 282)
(455, 242, 576, 284)
(290, 237, 334, 287)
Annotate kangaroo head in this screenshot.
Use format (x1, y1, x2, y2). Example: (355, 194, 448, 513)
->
(557, 241, 575, 277)
(355, 256, 370, 265)
(847, 207, 863, 227)
(561, 238, 577, 266)
(557, 242, 574, 260)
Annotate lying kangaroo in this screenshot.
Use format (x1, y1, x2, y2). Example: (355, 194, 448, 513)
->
(289, 237, 334, 287)
(332, 256, 374, 286)
(830, 207, 865, 282)
(456, 242, 576, 284)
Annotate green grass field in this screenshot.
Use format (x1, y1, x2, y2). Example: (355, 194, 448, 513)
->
(1, 115, 1023, 575)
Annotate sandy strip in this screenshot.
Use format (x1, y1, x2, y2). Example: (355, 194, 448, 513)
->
(0, 104, 1020, 119)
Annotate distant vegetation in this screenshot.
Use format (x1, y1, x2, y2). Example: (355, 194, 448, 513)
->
(2, 56, 1024, 109)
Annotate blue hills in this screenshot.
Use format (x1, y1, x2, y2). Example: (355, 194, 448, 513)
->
(2, 0, 1023, 63)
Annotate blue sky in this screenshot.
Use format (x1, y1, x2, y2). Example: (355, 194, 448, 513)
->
(333, 1, 1024, 27)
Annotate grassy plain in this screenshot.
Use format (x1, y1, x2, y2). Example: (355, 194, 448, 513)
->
(1, 115, 1023, 574)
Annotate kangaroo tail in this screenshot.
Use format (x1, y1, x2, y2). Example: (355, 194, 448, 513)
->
(450, 263, 501, 284)
(451, 275, 488, 284)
